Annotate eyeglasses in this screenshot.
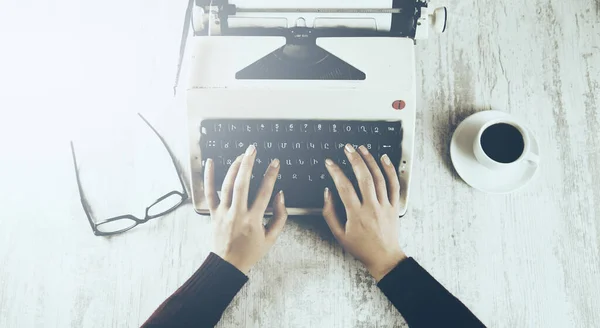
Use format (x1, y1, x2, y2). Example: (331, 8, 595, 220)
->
(71, 113, 189, 236)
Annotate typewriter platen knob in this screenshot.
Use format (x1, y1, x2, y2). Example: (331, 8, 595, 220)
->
(430, 7, 448, 34)
(192, 6, 206, 33)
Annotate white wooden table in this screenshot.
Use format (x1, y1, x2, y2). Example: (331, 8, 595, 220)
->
(1, 1, 599, 327)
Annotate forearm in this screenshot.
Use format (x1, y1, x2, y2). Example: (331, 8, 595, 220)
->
(141, 253, 248, 328)
(378, 257, 485, 328)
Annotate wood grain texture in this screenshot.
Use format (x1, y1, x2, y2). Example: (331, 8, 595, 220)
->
(0, 0, 599, 327)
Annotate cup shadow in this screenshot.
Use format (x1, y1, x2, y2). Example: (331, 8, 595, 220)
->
(435, 108, 489, 183)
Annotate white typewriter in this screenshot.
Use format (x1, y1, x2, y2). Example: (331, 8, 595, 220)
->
(186, 0, 447, 216)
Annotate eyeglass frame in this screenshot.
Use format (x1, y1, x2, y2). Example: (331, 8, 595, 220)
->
(70, 113, 189, 236)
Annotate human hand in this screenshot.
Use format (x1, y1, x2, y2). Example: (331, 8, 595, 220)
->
(323, 144, 407, 282)
(203, 145, 288, 274)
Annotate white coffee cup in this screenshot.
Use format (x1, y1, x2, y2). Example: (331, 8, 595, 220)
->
(473, 117, 539, 170)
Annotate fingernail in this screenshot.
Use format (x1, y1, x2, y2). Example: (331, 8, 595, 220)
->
(206, 158, 213, 168)
(325, 158, 334, 166)
(279, 190, 285, 204)
(359, 145, 369, 155)
(345, 144, 355, 153)
(271, 158, 280, 168)
(245, 144, 256, 155)
(382, 154, 392, 165)
(324, 187, 330, 199)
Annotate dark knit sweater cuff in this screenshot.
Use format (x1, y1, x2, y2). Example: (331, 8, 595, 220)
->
(377, 257, 485, 328)
(181, 252, 249, 298)
(141, 253, 249, 328)
(377, 257, 429, 303)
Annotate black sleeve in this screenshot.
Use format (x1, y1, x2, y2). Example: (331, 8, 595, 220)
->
(141, 252, 248, 328)
(377, 257, 486, 328)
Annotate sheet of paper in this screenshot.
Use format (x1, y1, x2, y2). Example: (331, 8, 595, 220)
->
(232, 0, 394, 9)
(225, 0, 395, 31)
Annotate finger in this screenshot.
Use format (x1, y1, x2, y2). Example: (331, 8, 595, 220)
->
(322, 187, 344, 240)
(265, 191, 288, 243)
(325, 158, 360, 208)
(358, 145, 388, 204)
(203, 158, 219, 211)
(251, 159, 280, 215)
(344, 144, 377, 203)
(232, 145, 257, 209)
(220, 155, 243, 208)
(381, 154, 401, 206)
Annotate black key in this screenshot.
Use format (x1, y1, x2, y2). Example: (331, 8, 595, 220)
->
(310, 158, 321, 166)
(337, 158, 350, 169)
(379, 143, 395, 153)
(264, 141, 275, 150)
(296, 158, 307, 167)
(257, 123, 268, 133)
(300, 123, 311, 133)
(343, 124, 354, 133)
(272, 123, 282, 133)
(335, 142, 346, 150)
(321, 142, 333, 151)
(223, 157, 236, 166)
(329, 123, 341, 133)
(365, 142, 376, 153)
(283, 158, 294, 168)
(314, 123, 326, 133)
(228, 123, 240, 133)
(309, 169, 328, 190)
(285, 123, 297, 132)
(254, 157, 268, 172)
(307, 142, 317, 150)
(242, 124, 253, 133)
(317, 172, 328, 182)
(235, 140, 247, 149)
(371, 125, 382, 135)
(383, 123, 400, 135)
(357, 124, 369, 134)
(204, 140, 218, 149)
(214, 123, 225, 133)
(278, 141, 289, 150)
(221, 141, 233, 150)
(292, 142, 303, 150)
(290, 172, 301, 181)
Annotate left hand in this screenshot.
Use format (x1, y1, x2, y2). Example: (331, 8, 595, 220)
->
(203, 145, 288, 274)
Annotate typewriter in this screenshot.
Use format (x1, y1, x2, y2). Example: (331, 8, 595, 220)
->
(186, 0, 447, 216)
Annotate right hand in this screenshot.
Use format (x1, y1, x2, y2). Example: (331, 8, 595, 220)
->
(323, 144, 407, 282)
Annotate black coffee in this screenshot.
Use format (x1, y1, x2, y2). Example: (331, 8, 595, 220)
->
(480, 123, 525, 163)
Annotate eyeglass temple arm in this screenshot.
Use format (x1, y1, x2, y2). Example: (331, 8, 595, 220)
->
(137, 113, 191, 198)
(70, 141, 99, 233)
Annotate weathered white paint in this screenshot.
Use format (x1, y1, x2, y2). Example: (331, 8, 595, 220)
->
(0, 0, 598, 327)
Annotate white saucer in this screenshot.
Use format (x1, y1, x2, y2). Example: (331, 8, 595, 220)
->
(450, 110, 540, 194)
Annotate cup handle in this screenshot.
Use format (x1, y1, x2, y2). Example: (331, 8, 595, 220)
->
(525, 151, 540, 166)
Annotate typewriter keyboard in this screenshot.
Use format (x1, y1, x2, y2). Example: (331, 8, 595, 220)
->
(200, 119, 403, 209)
